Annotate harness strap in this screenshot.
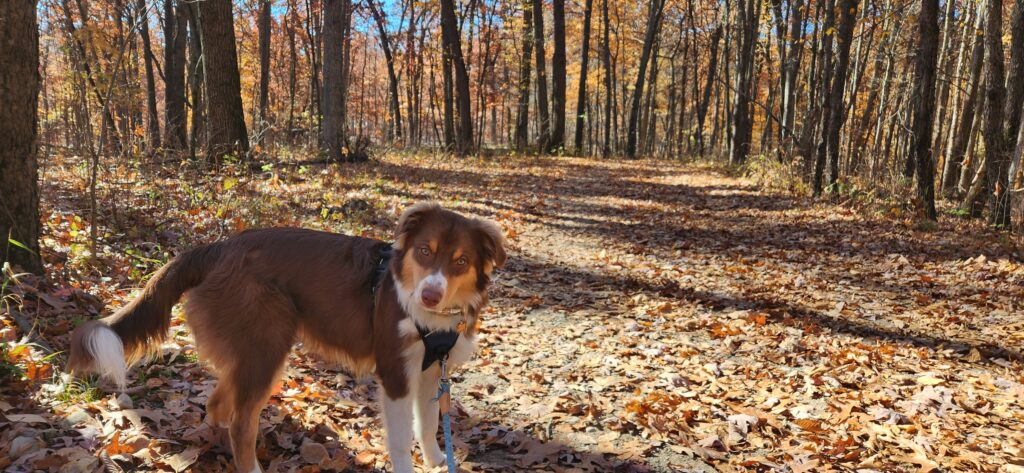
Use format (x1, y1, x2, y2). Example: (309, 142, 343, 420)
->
(417, 324, 460, 371)
(369, 244, 393, 295)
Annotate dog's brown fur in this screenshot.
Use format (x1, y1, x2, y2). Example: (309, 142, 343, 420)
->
(68, 203, 505, 472)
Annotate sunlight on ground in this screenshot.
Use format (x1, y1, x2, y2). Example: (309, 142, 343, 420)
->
(1, 153, 1022, 472)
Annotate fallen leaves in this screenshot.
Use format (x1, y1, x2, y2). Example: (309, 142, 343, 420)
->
(1, 154, 1022, 472)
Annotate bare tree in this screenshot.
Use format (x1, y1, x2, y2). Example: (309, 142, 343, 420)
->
(729, 0, 758, 165)
(625, 0, 666, 158)
(515, 0, 534, 151)
(550, 0, 567, 151)
(601, 0, 612, 155)
(369, 0, 403, 141)
(696, 25, 722, 156)
(574, 0, 594, 154)
(440, 0, 474, 153)
(533, 0, 551, 149)
(257, 0, 272, 142)
(137, 0, 160, 150)
(942, 13, 984, 195)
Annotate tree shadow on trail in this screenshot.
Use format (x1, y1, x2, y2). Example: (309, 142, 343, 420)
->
(370, 159, 1018, 265)
(502, 254, 1024, 368)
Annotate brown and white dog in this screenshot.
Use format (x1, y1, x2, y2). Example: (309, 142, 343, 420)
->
(67, 202, 506, 473)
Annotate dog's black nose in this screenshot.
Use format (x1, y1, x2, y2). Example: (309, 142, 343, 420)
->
(421, 288, 442, 307)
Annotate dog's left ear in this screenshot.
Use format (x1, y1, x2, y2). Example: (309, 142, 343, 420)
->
(395, 202, 441, 250)
(476, 219, 507, 272)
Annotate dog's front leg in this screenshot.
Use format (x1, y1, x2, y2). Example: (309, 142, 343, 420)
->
(414, 367, 445, 467)
(382, 390, 415, 473)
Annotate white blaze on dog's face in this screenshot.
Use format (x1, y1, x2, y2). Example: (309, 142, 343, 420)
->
(392, 203, 506, 326)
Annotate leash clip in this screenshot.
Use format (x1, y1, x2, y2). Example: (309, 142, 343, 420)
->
(434, 355, 452, 413)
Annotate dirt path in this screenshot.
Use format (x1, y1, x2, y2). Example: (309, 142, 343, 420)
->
(412, 157, 1024, 472)
(3, 156, 1023, 472)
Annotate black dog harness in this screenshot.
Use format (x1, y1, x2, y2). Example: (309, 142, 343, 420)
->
(370, 244, 460, 371)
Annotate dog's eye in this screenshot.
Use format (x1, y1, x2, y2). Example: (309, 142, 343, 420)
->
(456, 256, 467, 266)
(419, 247, 431, 256)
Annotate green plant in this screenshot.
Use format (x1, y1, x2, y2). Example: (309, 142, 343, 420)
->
(55, 376, 102, 404)
(946, 207, 971, 218)
(0, 342, 25, 382)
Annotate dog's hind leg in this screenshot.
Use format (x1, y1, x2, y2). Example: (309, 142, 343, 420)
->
(224, 344, 290, 473)
(205, 382, 233, 428)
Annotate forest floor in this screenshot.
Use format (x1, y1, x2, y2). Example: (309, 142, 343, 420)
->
(2, 153, 1023, 473)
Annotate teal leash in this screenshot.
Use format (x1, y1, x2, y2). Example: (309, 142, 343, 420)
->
(435, 356, 457, 473)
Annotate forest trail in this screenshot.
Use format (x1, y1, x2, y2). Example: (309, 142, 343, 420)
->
(422, 156, 1024, 472)
(2, 155, 1023, 472)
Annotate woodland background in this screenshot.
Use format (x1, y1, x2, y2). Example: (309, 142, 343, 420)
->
(3, 0, 1024, 262)
(1, 0, 1024, 471)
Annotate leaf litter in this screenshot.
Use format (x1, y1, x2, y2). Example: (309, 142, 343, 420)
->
(0, 154, 1022, 472)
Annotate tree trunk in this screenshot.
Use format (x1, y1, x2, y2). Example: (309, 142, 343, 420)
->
(515, 0, 534, 151)
(781, 0, 803, 144)
(640, 37, 660, 154)
(304, 0, 323, 143)
(601, 0, 612, 155)
(442, 47, 456, 148)
(164, 0, 188, 150)
(911, 0, 940, 220)
(185, 3, 205, 157)
(927, 0, 958, 170)
(1004, 0, 1024, 142)
(405, 0, 419, 145)
(823, 0, 858, 189)
(573, 0, 594, 154)
(625, 0, 665, 158)
(322, 0, 349, 160)
(0, 0, 42, 274)
(852, 0, 897, 166)
(549, 0, 567, 151)
(137, 0, 161, 151)
(1000, 0, 1024, 217)
(286, 0, 298, 141)
(958, 88, 986, 192)
(943, 11, 984, 196)
(812, 0, 836, 195)
(729, 0, 758, 165)
(197, 0, 249, 162)
(533, 0, 551, 150)
(369, 0, 403, 141)
(257, 0, 271, 141)
(440, 0, 474, 153)
(979, 0, 1009, 224)
(696, 25, 722, 156)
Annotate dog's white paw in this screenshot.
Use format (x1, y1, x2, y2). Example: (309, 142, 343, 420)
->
(421, 443, 445, 467)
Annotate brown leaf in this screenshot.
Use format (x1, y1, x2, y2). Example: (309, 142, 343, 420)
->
(516, 439, 563, 467)
(300, 439, 329, 465)
(793, 419, 826, 433)
(165, 446, 202, 473)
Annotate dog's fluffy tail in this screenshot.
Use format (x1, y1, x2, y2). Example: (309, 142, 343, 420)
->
(67, 243, 222, 388)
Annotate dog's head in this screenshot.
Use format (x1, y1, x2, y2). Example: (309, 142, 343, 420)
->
(392, 202, 506, 317)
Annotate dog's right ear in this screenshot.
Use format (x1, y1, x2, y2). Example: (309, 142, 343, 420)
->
(395, 202, 441, 250)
